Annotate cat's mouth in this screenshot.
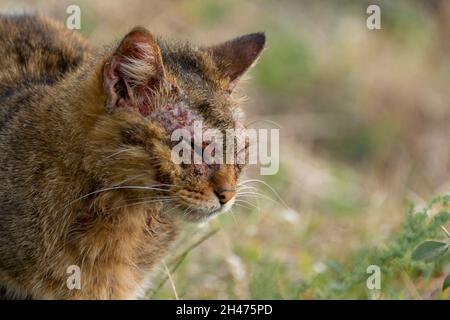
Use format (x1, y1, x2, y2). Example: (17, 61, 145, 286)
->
(206, 198, 235, 217)
(163, 182, 237, 221)
(212, 196, 236, 214)
(169, 195, 236, 222)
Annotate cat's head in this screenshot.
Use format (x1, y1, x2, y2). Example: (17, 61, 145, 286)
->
(84, 27, 265, 221)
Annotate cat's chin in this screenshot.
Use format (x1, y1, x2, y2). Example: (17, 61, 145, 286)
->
(175, 209, 221, 223)
(172, 204, 234, 223)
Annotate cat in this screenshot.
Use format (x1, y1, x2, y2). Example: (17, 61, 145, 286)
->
(0, 14, 265, 299)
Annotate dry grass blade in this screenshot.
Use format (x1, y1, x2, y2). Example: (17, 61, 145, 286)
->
(146, 225, 221, 298)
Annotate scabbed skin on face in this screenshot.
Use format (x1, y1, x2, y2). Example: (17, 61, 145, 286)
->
(99, 26, 266, 221)
(0, 14, 265, 299)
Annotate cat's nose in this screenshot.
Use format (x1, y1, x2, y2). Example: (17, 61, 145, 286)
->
(211, 166, 236, 205)
(214, 187, 236, 205)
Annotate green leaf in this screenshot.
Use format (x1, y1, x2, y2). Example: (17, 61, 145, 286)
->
(443, 274, 450, 291)
(411, 241, 449, 262)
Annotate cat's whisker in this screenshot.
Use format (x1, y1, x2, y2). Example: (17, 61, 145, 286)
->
(236, 199, 260, 212)
(237, 191, 285, 208)
(238, 179, 290, 209)
(60, 185, 173, 212)
(233, 202, 254, 212)
(244, 118, 283, 129)
(237, 183, 256, 190)
(124, 196, 177, 203)
(236, 185, 258, 196)
(182, 205, 194, 218)
(110, 173, 148, 187)
(228, 207, 237, 223)
(234, 199, 260, 211)
(105, 199, 174, 213)
(104, 148, 137, 160)
(237, 190, 279, 210)
(162, 203, 182, 216)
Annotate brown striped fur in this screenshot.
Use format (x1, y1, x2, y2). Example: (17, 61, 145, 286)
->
(0, 14, 264, 299)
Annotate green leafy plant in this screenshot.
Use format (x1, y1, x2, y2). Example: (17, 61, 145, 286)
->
(296, 195, 450, 299)
(412, 224, 450, 291)
(412, 240, 448, 262)
(444, 274, 450, 291)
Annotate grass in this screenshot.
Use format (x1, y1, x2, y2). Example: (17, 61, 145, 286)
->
(151, 194, 450, 299)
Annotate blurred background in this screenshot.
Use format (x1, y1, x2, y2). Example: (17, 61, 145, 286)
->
(2, 0, 450, 299)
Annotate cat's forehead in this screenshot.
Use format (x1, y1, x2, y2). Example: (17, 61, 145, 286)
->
(155, 39, 243, 132)
(150, 99, 243, 136)
(158, 40, 218, 88)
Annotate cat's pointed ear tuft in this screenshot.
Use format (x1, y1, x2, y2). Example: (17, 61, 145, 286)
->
(103, 27, 165, 116)
(206, 32, 265, 92)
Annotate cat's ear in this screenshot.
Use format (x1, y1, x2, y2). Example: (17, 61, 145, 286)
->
(206, 32, 265, 93)
(103, 27, 165, 116)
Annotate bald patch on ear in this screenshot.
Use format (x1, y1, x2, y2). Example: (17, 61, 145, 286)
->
(103, 27, 165, 116)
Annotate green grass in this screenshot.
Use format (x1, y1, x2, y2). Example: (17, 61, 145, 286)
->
(151, 195, 450, 299)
